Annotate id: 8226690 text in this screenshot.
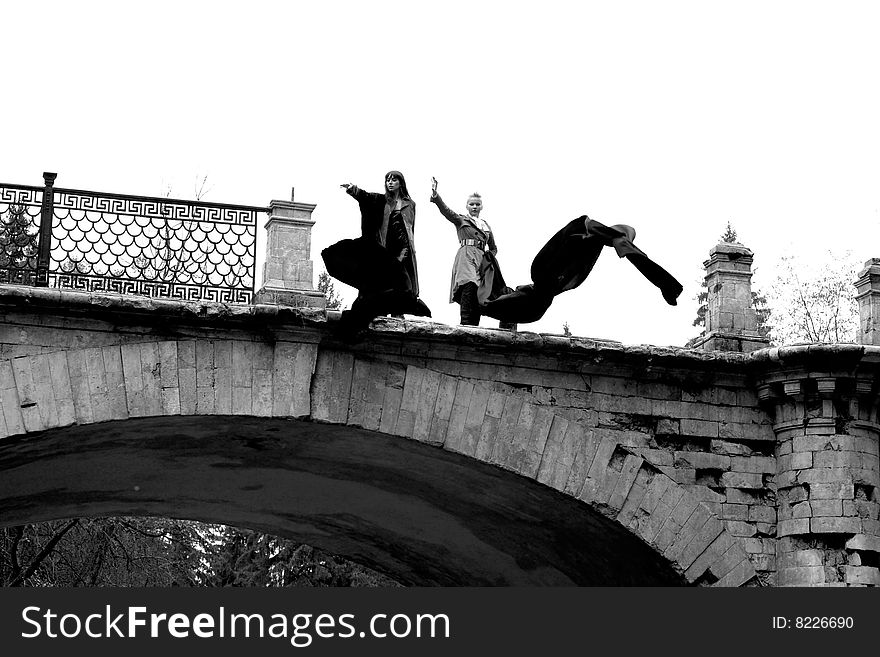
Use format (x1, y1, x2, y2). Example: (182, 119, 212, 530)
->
(772, 617, 853, 629)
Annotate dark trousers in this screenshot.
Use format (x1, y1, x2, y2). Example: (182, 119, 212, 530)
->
(458, 282, 481, 326)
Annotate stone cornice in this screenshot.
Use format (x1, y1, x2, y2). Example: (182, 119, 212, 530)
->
(0, 284, 753, 374)
(10, 284, 880, 379)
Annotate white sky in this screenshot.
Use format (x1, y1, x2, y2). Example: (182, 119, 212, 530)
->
(4, 1, 880, 347)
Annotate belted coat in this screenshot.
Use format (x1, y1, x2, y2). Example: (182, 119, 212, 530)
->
(430, 193, 502, 303)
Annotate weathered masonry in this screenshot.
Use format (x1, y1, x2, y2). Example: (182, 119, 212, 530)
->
(0, 238, 879, 586)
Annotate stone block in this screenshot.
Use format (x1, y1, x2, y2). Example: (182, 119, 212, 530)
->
(427, 375, 458, 444)
(563, 426, 601, 497)
(810, 499, 843, 517)
(487, 393, 524, 467)
(606, 454, 645, 511)
(65, 349, 93, 425)
(748, 506, 776, 523)
(615, 467, 652, 526)
(683, 485, 725, 503)
(536, 416, 575, 490)
(750, 553, 776, 572)
(813, 451, 860, 470)
(636, 448, 674, 467)
(93, 346, 122, 422)
(665, 505, 712, 565)
(655, 417, 680, 435)
(777, 566, 826, 586)
(684, 532, 735, 583)
(711, 439, 754, 456)
(788, 451, 813, 470)
(743, 537, 773, 554)
(725, 488, 762, 504)
(844, 566, 880, 586)
(797, 468, 855, 484)
(658, 465, 695, 485)
(346, 358, 371, 428)
(412, 369, 443, 444)
(792, 435, 830, 452)
(652, 399, 684, 419)
(47, 351, 75, 427)
(721, 503, 749, 521)
(578, 436, 618, 503)
(777, 549, 823, 569)
(505, 403, 554, 477)
(680, 418, 719, 438)
(636, 482, 684, 545)
(845, 534, 880, 552)
(675, 451, 730, 470)
(441, 379, 474, 449)
(810, 481, 854, 500)
(678, 516, 724, 570)
(378, 385, 403, 435)
(777, 518, 810, 536)
(724, 520, 757, 537)
(810, 517, 862, 534)
(720, 471, 764, 489)
(713, 558, 757, 587)
(731, 455, 776, 473)
(251, 365, 273, 418)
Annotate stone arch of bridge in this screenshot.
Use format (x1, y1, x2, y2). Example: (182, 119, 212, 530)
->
(0, 340, 757, 586)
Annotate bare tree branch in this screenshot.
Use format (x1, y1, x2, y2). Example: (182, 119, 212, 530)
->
(9, 519, 79, 587)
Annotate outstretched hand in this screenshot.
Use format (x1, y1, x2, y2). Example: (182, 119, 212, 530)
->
(430, 177, 438, 198)
(340, 183, 353, 191)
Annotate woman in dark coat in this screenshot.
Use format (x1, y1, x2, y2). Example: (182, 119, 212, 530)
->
(429, 177, 511, 326)
(322, 171, 430, 338)
(479, 215, 683, 324)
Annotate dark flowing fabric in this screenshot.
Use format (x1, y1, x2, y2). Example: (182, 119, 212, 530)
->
(321, 237, 407, 293)
(477, 251, 512, 304)
(321, 237, 430, 338)
(480, 216, 683, 324)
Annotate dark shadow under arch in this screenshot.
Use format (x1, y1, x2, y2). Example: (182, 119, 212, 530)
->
(0, 416, 685, 586)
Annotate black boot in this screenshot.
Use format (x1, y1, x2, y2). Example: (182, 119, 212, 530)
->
(458, 282, 481, 326)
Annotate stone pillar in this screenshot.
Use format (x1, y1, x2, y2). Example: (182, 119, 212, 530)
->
(254, 194, 326, 309)
(855, 258, 880, 345)
(756, 346, 880, 586)
(692, 242, 769, 353)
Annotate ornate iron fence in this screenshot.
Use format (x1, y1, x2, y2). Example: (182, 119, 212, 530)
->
(0, 172, 265, 303)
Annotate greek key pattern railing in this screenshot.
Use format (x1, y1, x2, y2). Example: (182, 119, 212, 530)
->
(1, 174, 265, 304)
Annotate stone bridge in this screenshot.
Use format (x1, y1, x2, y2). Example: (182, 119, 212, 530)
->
(2, 239, 880, 586)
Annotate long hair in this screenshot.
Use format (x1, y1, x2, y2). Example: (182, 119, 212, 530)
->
(384, 170, 411, 201)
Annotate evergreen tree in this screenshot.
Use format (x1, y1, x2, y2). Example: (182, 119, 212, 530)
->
(0, 203, 39, 284)
(720, 220, 738, 243)
(317, 271, 344, 310)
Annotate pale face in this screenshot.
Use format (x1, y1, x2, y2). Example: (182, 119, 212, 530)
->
(467, 197, 482, 217)
(385, 175, 400, 194)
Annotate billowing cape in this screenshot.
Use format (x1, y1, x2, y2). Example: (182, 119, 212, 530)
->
(480, 216, 682, 324)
